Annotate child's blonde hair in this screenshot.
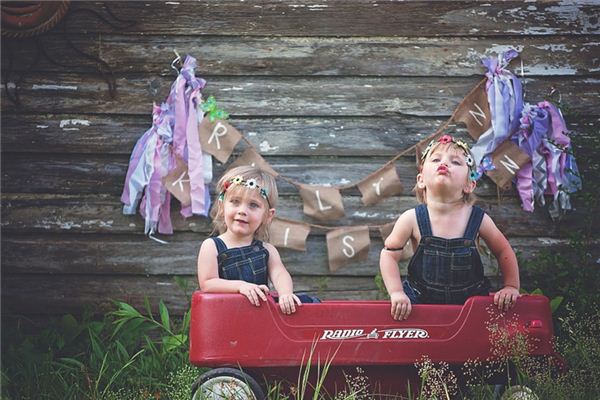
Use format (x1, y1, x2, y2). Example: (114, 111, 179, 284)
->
(413, 138, 477, 205)
(210, 165, 278, 241)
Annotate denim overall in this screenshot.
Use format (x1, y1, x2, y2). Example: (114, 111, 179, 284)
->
(212, 237, 320, 303)
(403, 204, 490, 305)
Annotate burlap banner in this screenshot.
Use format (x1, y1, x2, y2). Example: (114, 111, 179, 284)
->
(163, 154, 191, 206)
(326, 226, 370, 272)
(298, 184, 345, 221)
(269, 218, 311, 251)
(199, 118, 242, 163)
(453, 81, 492, 140)
(228, 147, 279, 177)
(357, 164, 404, 206)
(486, 141, 531, 190)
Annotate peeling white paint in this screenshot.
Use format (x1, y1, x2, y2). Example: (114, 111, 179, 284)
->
(32, 84, 78, 91)
(220, 86, 244, 91)
(536, 237, 567, 245)
(352, 211, 381, 218)
(36, 125, 49, 129)
(259, 140, 279, 152)
(129, 223, 137, 227)
(308, 142, 320, 149)
(60, 119, 91, 128)
(165, 1, 180, 4)
(5, 82, 16, 89)
(338, 178, 351, 185)
(247, 132, 257, 136)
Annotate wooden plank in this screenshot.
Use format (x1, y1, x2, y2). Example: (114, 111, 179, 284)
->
(1, 154, 517, 197)
(0, 274, 380, 316)
(3, 35, 598, 76)
(3, 235, 594, 277)
(46, 1, 600, 37)
(1, 194, 592, 237)
(3, 75, 599, 116)
(3, 114, 599, 157)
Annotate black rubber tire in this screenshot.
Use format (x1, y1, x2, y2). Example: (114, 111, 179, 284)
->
(191, 367, 265, 400)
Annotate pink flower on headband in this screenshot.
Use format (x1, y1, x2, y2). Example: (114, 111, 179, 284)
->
(439, 135, 453, 144)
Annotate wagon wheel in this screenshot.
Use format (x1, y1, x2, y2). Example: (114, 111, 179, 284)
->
(191, 367, 265, 400)
(500, 385, 539, 400)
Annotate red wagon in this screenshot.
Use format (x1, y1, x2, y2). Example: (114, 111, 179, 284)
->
(189, 292, 562, 399)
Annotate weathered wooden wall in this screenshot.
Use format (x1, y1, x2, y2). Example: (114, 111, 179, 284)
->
(2, 1, 599, 316)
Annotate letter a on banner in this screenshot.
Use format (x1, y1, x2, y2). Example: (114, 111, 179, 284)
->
(199, 118, 242, 163)
(298, 184, 345, 221)
(357, 164, 403, 206)
(326, 226, 370, 272)
(268, 218, 311, 251)
(486, 141, 530, 190)
(453, 80, 492, 140)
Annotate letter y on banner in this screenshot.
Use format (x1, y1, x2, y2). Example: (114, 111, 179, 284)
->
(326, 226, 370, 272)
(357, 164, 403, 206)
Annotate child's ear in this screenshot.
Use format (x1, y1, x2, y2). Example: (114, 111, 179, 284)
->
(265, 208, 275, 223)
(416, 173, 426, 189)
(463, 179, 477, 194)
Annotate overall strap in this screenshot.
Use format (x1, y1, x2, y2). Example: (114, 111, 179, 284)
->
(415, 204, 433, 237)
(463, 206, 485, 240)
(211, 237, 228, 254)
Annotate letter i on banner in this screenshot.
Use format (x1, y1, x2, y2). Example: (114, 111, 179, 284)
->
(198, 118, 243, 163)
(326, 226, 370, 272)
(268, 218, 311, 251)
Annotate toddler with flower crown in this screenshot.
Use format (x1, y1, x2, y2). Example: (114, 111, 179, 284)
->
(197, 165, 318, 314)
(379, 135, 520, 320)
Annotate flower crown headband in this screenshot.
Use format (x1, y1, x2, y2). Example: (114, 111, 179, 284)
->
(421, 135, 492, 181)
(218, 176, 271, 207)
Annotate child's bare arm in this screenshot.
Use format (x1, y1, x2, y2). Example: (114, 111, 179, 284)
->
(265, 243, 301, 314)
(197, 239, 268, 306)
(380, 210, 415, 320)
(479, 214, 520, 310)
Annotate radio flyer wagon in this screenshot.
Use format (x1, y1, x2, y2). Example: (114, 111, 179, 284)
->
(189, 292, 562, 399)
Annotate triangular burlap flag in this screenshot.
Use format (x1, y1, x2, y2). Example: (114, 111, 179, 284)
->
(486, 140, 531, 190)
(228, 147, 279, 177)
(163, 154, 191, 206)
(326, 226, 370, 272)
(357, 164, 403, 206)
(199, 118, 242, 163)
(453, 81, 492, 140)
(268, 218, 310, 251)
(298, 184, 345, 221)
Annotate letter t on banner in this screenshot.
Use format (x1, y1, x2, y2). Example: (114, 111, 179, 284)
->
(326, 226, 370, 272)
(198, 118, 242, 163)
(268, 218, 311, 251)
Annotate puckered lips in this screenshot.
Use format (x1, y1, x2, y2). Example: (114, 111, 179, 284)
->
(437, 165, 449, 175)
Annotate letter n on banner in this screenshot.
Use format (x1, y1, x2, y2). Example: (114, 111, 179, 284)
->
(228, 147, 279, 177)
(326, 226, 370, 272)
(198, 118, 242, 163)
(298, 184, 345, 221)
(269, 218, 310, 251)
(453, 80, 491, 140)
(357, 164, 403, 206)
(486, 141, 531, 190)
(163, 154, 191, 206)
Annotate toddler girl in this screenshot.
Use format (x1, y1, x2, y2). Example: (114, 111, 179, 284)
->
(197, 165, 316, 314)
(380, 135, 520, 320)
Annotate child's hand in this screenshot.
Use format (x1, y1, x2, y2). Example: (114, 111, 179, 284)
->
(494, 286, 520, 311)
(390, 291, 412, 320)
(278, 293, 302, 315)
(239, 282, 269, 306)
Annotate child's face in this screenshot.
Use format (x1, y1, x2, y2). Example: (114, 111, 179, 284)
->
(418, 144, 475, 197)
(222, 187, 273, 239)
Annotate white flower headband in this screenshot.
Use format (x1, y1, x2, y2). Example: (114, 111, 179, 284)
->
(218, 176, 271, 207)
(421, 135, 483, 181)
